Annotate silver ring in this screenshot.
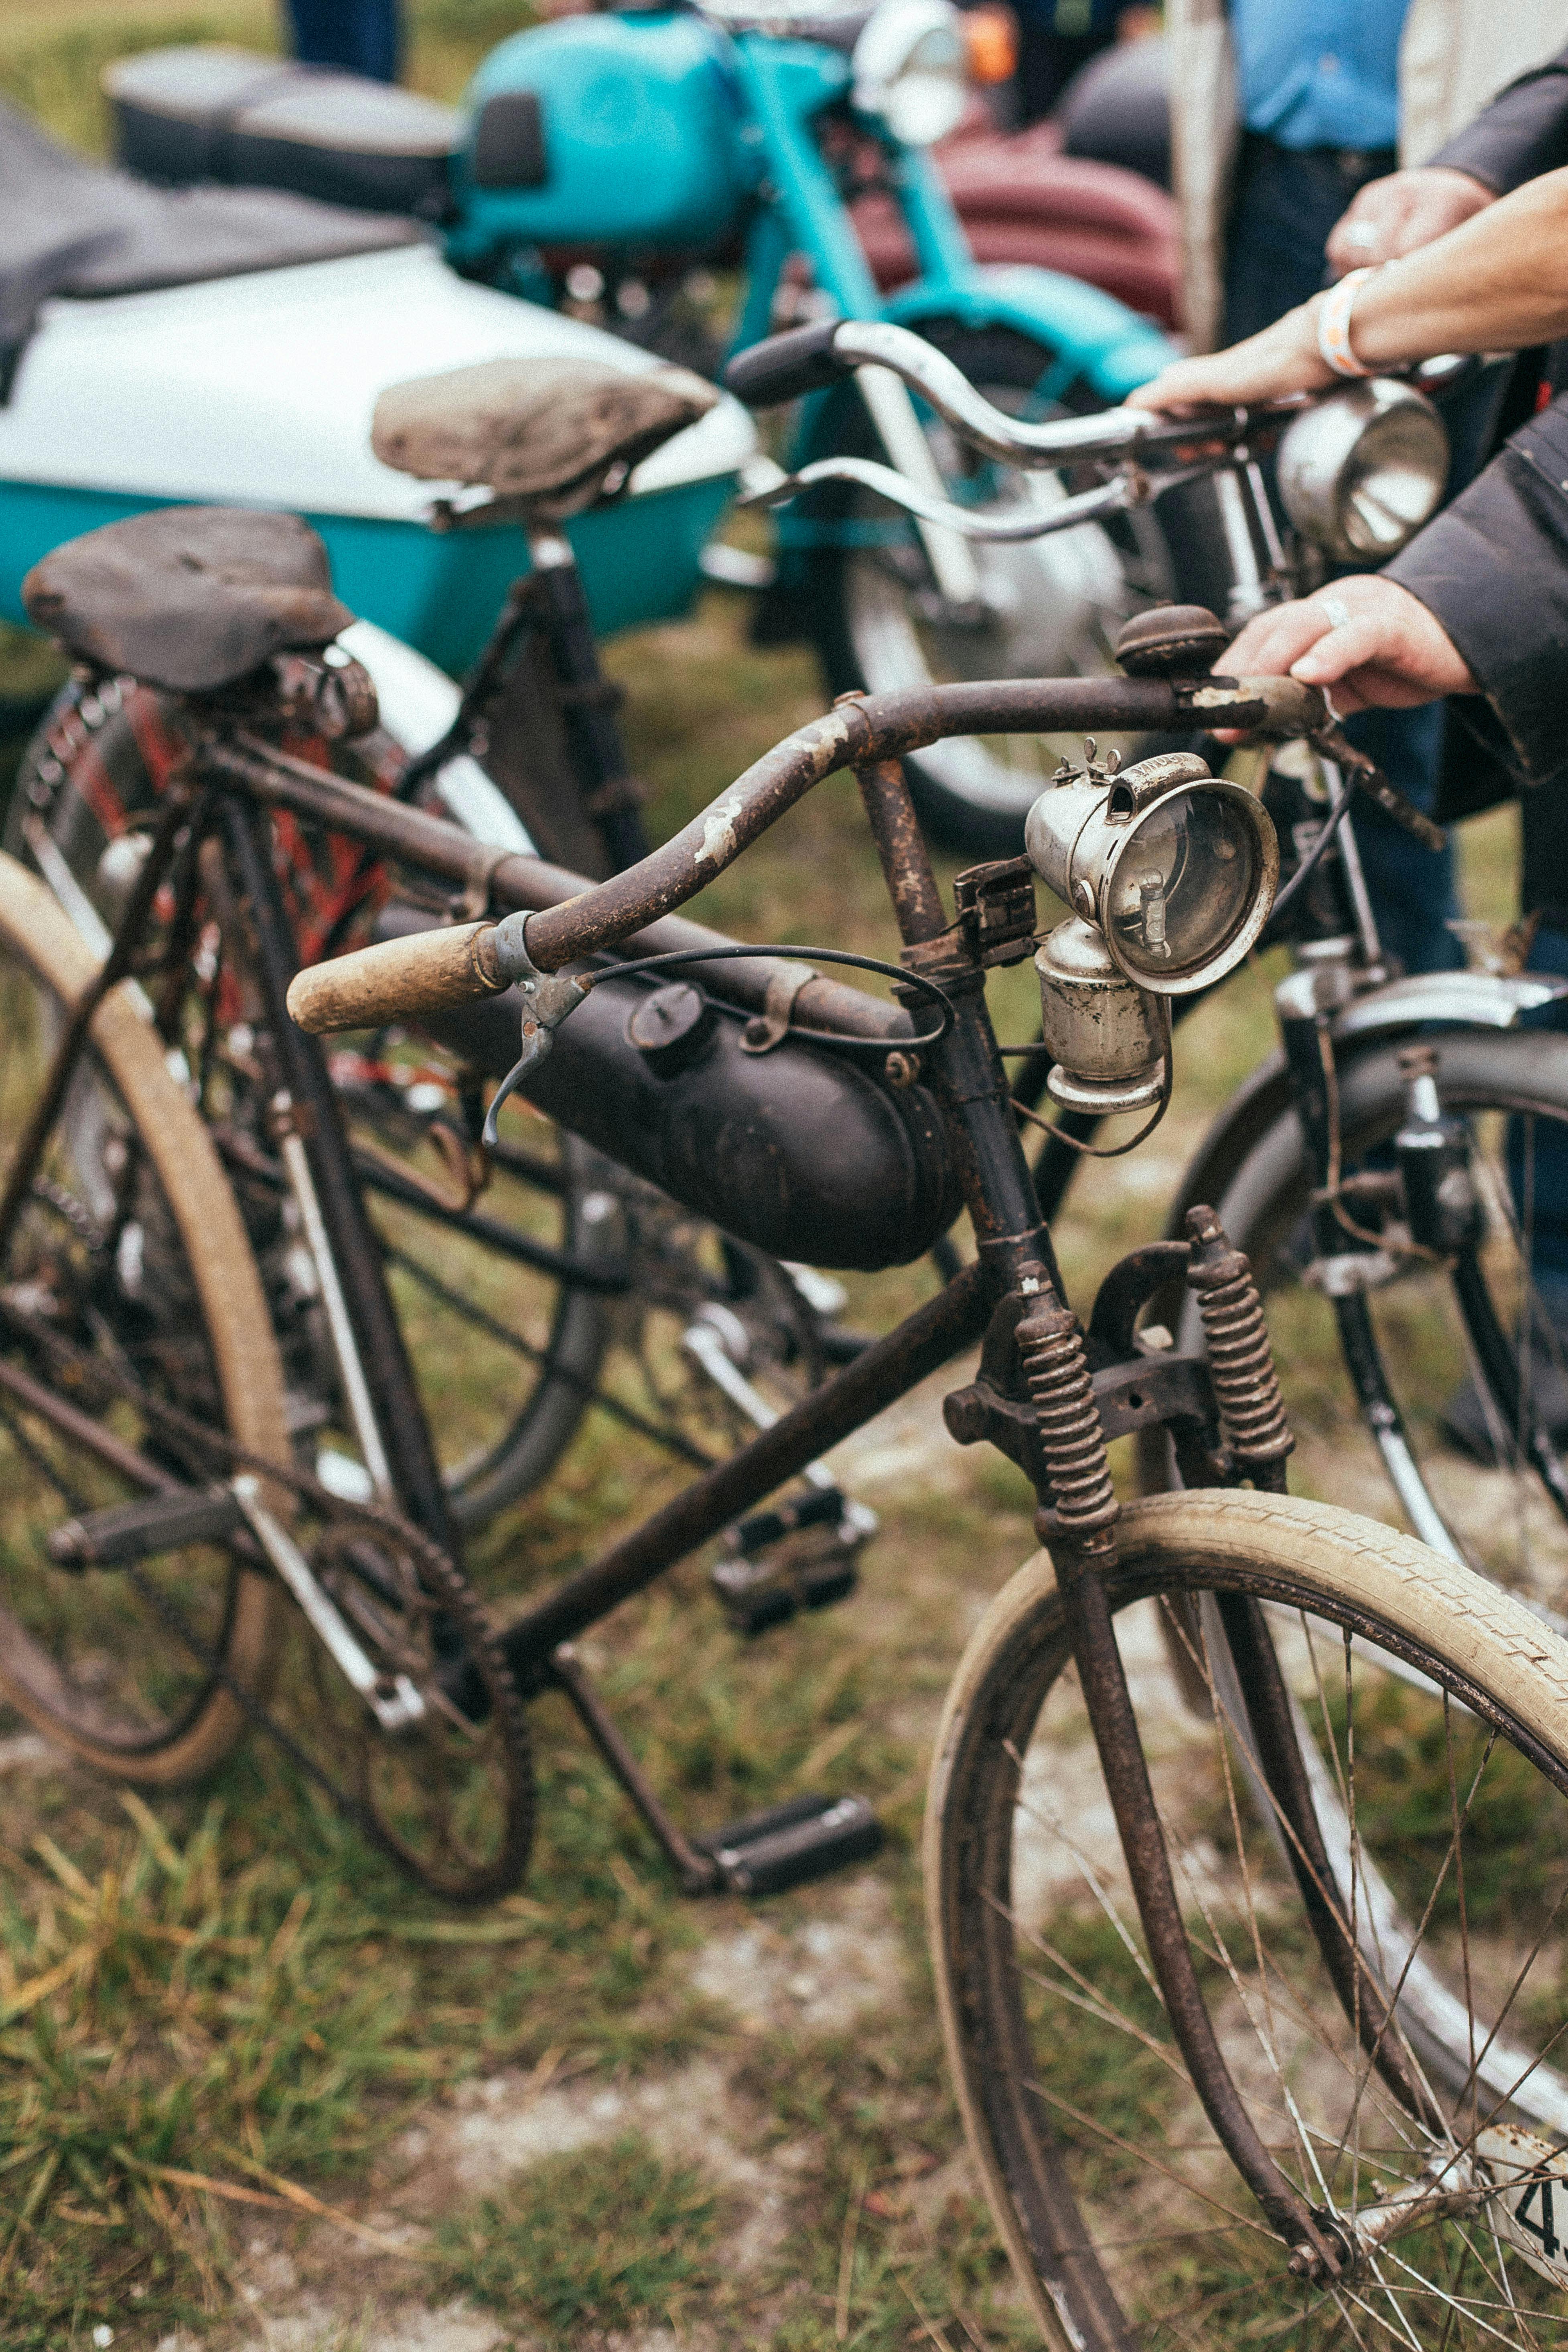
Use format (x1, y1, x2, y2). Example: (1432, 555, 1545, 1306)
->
(1317, 594, 1353, 630)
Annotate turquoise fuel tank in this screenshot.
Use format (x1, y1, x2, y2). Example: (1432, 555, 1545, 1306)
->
(452, 10, 753, 254)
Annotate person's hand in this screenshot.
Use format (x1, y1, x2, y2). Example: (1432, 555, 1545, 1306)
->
(1325, 166, 1497, 277)
(1216, 578, 1475, 731)
(1126, 304, 1331, 413)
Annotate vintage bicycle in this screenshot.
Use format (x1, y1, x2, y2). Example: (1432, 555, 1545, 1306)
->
(11, 357, 890, 1616)
(263, 587, 1568, 2337)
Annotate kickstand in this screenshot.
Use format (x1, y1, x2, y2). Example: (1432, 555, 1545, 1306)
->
(550, 1643, 718, 1893)
(548, 1642, 882, 1899)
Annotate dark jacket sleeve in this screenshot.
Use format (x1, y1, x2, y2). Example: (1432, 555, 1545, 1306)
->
(1387, 392, 1568, 798)
(1431, 45, 1568, 192)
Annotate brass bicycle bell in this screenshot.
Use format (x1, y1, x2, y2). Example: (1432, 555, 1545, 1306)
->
(1024, 745, 1278, 1113)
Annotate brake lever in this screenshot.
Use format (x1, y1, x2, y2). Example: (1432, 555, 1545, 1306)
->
(480, 913, 594, 1146)
(737, 454, 1146, 541)
(1311, 722, 1447, 850)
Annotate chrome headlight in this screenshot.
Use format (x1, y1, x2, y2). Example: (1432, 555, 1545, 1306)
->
(852, 0, 968, 147)
(1024, 750, 1278, 998)
(1277, 379, 1449, 565)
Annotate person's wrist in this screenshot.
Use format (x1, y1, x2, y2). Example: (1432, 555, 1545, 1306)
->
(1315, 268, 1375, 377)
(1294, 299, 1339, 388)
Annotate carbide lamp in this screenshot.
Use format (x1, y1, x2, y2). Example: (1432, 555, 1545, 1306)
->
(1276, 379, 1448, 564)
(1026, 748, 1278, 1112)
(852, 0, 970, 147)
(1024, 748, 1277, 997)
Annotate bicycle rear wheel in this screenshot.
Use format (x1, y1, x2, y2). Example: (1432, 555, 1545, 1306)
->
(928, 1488, 1568, 2348)
(0, 853, 288, 1782)
(12, 676, 610, 1527)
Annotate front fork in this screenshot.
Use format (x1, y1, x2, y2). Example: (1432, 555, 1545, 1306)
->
(855, 747, 1348, 2272)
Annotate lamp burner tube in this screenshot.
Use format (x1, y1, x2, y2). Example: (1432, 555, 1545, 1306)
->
(1035, 916, 1167, 1114)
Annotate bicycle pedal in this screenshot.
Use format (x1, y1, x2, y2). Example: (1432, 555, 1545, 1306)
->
(47, 1484, 244, 1569)
(710, 1492, 876, 1634)
(694, 1792, 882, 1896)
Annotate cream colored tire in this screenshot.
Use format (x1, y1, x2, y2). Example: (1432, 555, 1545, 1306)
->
(925, 1488, 1568, 2349)
(0, 852, 289, 1784)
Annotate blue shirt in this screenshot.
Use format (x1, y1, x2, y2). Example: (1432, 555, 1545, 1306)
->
(1232, 0, 1409, 153)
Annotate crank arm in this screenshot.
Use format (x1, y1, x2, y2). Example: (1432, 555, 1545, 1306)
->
(231, 1476, 425, 1734)
(681, 1318, 876, 1540)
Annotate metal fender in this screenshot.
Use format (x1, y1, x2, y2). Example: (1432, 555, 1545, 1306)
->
(881, 262, 1177, 401)
(1328, 967, 1568, 1038)
(1156, 966, 1568, 1248)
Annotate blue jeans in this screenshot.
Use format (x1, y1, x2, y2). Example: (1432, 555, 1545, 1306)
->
(1515, 924, 1568, 1320)
(285, 0, 400, 82)
(1225, 136, 1461, 977)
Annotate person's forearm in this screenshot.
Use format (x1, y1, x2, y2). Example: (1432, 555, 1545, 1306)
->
(1348, 168, 1568, 361)
(1131, 162, 1568, 412)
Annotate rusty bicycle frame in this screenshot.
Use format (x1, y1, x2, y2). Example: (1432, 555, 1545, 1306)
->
(7, 651, 1380, 2275)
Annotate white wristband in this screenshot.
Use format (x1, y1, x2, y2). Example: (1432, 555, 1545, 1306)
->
(1316, 267, 1375, 379)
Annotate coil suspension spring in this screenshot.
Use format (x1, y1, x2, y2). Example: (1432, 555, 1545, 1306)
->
(1015, 1283, 1119, 1541)
(1184, 1204, 1293, 1489)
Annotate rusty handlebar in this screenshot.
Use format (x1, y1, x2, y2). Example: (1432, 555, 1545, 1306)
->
(284, 673, 1323, 1038)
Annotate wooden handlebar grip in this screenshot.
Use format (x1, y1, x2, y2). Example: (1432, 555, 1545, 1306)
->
(286, 921, 507, 1034)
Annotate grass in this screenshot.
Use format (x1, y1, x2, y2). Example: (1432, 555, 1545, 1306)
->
(432, 2131, 730, 2342)
(0, 0, 534, 160)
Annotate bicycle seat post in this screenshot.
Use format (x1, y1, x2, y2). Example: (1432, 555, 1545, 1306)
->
(522, 522, 649, 874)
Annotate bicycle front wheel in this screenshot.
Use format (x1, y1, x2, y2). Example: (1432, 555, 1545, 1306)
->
(928, 1488, 1568, 2348)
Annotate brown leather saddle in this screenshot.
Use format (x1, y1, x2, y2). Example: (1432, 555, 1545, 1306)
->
(22, 506, 354, 694)
(371, 354, 719, 521)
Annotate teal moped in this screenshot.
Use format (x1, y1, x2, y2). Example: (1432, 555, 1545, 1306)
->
(444, 0, 1180, 847)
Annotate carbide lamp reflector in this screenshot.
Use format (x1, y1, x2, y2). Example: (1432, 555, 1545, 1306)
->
(1103, 787, 1259, 985)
